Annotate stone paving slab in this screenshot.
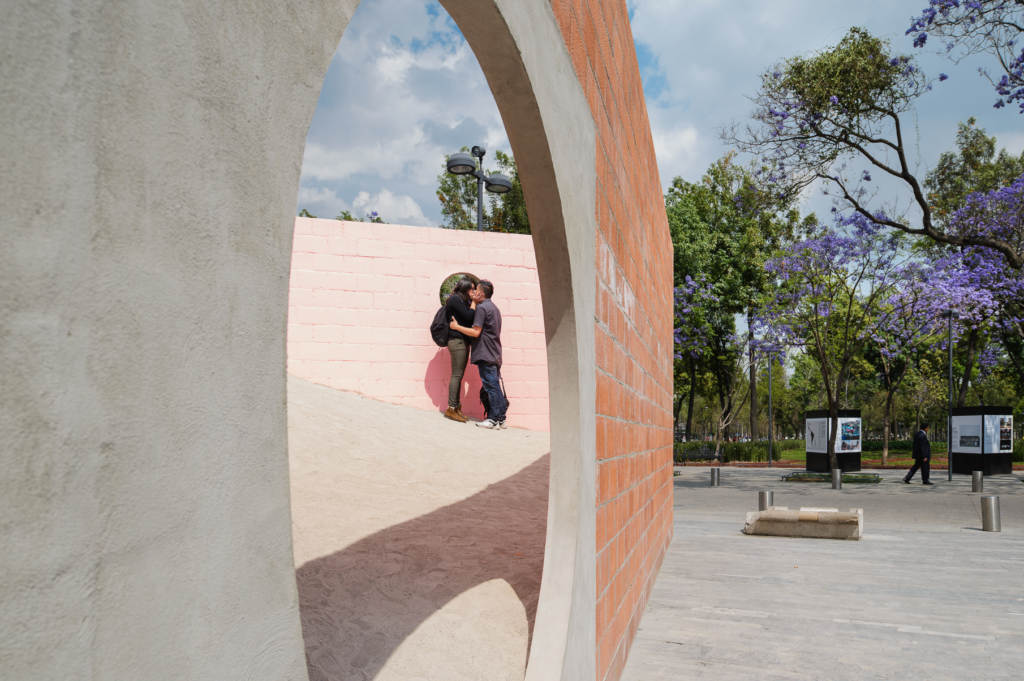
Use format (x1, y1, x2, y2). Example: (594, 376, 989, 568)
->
(623, 468, 1024, 680)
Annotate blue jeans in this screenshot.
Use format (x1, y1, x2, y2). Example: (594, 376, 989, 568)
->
(477, 362, 506, 422)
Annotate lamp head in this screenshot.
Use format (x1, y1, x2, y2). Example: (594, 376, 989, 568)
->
(485, 173, 512, 194)
(940, 309, 960, 319)
(471, 145, 486, 159)
(446, 151, 477, 176)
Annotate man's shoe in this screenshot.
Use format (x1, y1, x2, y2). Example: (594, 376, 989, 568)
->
(444, 408, 467, 423)
(476, 418, 500, 429)
(455, 406, 468, 421)
(922, 481, 934, 485)
(903, 478, 911, 484)
(499, 420, 507, 430)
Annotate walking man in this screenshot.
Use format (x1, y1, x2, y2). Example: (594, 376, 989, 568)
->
(449, 279, 506, 429)
(904, 422, 933, 485)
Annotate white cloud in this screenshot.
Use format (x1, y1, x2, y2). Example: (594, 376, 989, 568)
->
(296, 0, 508, 227)
(352, 188, 434, 226)
(296, 186, 350, 219)
(629, 0, 1023, 204)
(650, 123, 702, 177)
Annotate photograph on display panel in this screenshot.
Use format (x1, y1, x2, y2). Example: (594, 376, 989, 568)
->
(952, 415, 982, 452)
(840, 418, 861, 452)
(960, 426, 981, 448)
(806, 418, 827, 453)
(1000, 416, 1013, 452)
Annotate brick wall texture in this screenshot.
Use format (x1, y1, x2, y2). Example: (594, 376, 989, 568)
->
(549, 2, 675, 680)
(287, 219, 550, 431)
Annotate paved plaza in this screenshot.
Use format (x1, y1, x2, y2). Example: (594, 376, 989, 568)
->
(623, 467, 1024, 680)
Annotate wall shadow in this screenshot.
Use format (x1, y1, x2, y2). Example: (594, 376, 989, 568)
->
(297, 454, 549, 680)
(424, 347, 484, 419)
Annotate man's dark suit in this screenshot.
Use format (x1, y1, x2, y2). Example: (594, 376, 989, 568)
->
(904, 429, 931, 484)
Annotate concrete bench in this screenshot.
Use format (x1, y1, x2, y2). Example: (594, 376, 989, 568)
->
(743, 506, 863, 540)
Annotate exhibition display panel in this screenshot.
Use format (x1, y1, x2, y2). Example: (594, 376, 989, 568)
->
(805, 409, 862, 472)
(950, 406, 1014, 475)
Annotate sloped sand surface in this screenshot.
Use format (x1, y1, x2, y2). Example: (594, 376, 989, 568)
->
(288, 376, 550, 681)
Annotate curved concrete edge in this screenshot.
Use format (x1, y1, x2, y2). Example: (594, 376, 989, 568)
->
(440, 1, 597, 678)
(0, 1, 357, 678)
(3, 0, 596, 678)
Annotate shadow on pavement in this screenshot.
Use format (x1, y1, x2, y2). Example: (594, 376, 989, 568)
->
(296, 454, 549, 680)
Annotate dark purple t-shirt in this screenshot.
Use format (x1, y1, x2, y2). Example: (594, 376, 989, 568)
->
(470, 298, 502, 366)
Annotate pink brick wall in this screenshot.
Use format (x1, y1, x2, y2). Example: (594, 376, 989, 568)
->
(287, 218, 550, 431)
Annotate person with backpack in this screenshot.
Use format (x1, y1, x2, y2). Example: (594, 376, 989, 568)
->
(434, 278, 477, 423)
(449, 279, 506, 430)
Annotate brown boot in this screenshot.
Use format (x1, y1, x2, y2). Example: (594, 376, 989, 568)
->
(444, 408, 467, 423)
(455, 406, 468, 422)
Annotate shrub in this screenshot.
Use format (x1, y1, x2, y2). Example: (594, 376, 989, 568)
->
(861, 440, 947, 454)
(674, 441, 783, 464)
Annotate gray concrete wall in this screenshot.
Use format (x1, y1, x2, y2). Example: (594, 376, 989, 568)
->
(0, 1, 595, 679)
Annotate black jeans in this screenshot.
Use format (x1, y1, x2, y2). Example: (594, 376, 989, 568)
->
(905, 458, 930, 483)
(477, 362, 507, 422)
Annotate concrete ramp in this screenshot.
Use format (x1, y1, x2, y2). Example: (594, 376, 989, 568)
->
(288, 376, 550, 681)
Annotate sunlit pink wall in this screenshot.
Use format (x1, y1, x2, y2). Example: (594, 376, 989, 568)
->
(287, 218, 550, 431)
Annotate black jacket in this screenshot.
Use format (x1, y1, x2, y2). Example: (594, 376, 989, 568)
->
(912, 430, 931, 461)
(444, 294, 476, 344)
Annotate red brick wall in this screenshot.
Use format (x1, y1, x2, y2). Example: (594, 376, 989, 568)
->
(549, 2, 675, 680)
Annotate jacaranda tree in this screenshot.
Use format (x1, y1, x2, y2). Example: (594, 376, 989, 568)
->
(907, 0, 1024, 112)
(757, 216, 922, 471)
(725, 27, 1024, 269)
(673, 277, 717, 439)
(869, 278, 941, 464)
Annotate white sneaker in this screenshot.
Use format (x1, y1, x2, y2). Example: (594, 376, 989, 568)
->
(499, 420, 507, 429)
(476, 418, 500, 429)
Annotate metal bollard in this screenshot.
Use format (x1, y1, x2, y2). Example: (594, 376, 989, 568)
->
(981, 495, 1001, 532)
(710, 468, 720, 487)
(759, 490, 774, 511)
(972, 471, 984, 493)
(832, 468, 842, 490)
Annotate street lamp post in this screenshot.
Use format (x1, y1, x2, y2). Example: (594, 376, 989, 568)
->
(445, 146, 512, 231)
(940, 309, 960, 481)
(768, 352, 773, 468)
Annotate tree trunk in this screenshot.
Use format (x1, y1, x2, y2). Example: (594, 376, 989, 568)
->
(882, 391, 895, 466)
(713, 417, 724, 463)
(673, 394, 684, 438)
(685, 358, 697, 441)
(828, 410, 839, 472)
(956, 327, 979, 407)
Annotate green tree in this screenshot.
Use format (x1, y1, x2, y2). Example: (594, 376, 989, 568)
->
(335, 210, 385, 223)
(487, 150, 530, 234)
(666, 154, 814, 440)
(925, 118, 1024, 229)
(436, 148, 530, 233)
(298, 208, 316, 218)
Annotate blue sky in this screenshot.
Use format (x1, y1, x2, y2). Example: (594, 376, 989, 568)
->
(296, 0, 1024, 226)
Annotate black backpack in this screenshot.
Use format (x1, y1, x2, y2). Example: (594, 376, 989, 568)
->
(480, 370, 511, 418)
(430, 306, 450, 347)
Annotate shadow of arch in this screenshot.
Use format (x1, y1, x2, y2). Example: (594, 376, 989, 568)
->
(296, 1, 598, 679)
(298, 455, 549, 680)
